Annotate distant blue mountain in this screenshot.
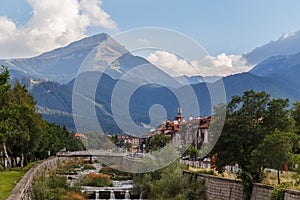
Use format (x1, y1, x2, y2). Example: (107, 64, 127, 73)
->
(30, 71, 300, 132)
(3, 33, 300, 132)
(250, 52, 300, 77)
(250, 51, 300, 94)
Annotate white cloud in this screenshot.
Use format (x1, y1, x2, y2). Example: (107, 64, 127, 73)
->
(0, 16, 17, 42)
(206, 53, 253, 76)
(147, 50, 253, 77)
(80, 0, 116, 29)
(0, 0, 117, 58)
(147, 50, 200, 77)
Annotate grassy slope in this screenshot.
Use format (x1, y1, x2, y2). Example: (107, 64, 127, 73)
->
(0, 163, 35, 200)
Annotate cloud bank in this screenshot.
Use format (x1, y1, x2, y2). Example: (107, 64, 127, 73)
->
(147, 50, 252, 77)
(0, 0, 117, 58)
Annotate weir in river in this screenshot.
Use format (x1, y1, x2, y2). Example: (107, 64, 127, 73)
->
(82, 180, 135, 199)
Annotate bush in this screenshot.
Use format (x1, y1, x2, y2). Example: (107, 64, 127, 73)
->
(270, 183, 287, 200)
(133, 163, 207, 200)
(99, 166, 132, 180)
(49, 175, 68, 189)
(33, 170, 69, 200)
(80, 173, 113, 187)
(83, 164, 96, 170)
(196, 169, 217, 176)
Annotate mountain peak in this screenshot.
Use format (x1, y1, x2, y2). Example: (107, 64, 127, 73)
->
(244, 30, 300, 65)
(38, 33, 110, 59)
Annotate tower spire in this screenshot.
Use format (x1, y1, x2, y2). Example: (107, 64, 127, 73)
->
(178, 106, 182, 115)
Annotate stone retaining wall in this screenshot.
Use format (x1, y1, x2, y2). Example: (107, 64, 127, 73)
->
(284, 189, 300, 200)
(251, 183, 273, 200)
(7, 157, 69, 200)
(183, 171, 300, 200)
(201, 174, 243, 200)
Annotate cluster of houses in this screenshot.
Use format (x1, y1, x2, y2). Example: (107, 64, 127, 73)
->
(74, 108, 215, 168)
(141, 107, 213, 150)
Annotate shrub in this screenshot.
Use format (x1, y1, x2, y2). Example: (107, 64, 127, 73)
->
(81, 173, 113, 187)
(112, 175, 132, 180)
(33, 170, 69, 200)
(270, 183, 287, 200)
(83, 164, 96, 170)
(196, 169, 217, 176)
(99, 166, 131, 176)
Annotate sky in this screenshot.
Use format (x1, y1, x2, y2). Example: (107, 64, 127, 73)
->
(1, 0, 300, 76)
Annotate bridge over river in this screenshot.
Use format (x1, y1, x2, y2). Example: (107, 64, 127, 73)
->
(56, 150, 127, 163)
(56, 150, 151, 173)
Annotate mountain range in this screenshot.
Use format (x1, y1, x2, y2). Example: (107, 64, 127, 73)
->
(244, 30, 300, 65)
(1, 33, 300, 133)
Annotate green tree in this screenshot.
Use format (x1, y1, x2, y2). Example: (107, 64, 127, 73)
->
(251, 130, 297, 184)
(264, 98, 290, 133)
(187, 145, 199, 160)
(148, 134, 171, 151)
(212, 90, 290, 200)
(7, 81, 43, 167)
(291, 102, 300, 154)
(0, 66, 12, 169)
(291, 102, 300, 128)
(132, 162, 206, 200)
(0, 66, 84, 169)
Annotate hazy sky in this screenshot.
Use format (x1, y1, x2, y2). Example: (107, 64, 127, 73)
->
(1, 0, 300, 75)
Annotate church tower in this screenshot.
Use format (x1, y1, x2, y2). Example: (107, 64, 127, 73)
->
(175, 107, 183, 122)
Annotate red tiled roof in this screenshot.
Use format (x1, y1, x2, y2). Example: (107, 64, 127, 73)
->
(199, 123, 209, 129)
(74, 133, 87, 139)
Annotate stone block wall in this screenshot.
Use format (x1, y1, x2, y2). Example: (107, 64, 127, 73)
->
(202, 174, 243, 200)
(284, 189, 300, 200)
(251, 183, 273, 200)
(183, 171, 300, 200)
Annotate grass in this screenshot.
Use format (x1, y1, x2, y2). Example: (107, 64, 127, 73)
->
(0, 163, 35, 200)
(262, 171, 300, 190)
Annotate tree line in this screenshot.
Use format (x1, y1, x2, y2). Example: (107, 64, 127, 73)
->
(0, 66, 84, 169)
(211, 90, 300, 200)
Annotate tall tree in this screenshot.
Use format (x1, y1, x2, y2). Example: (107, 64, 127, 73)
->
(0, 66, 84, 169)
(291, 102, 300, 154)
(251, 130, 297, 184)
(7, 81, 43, 167)
(291, 102, 300, 128)
(212, 90, 290, 200)
(0, 66, 12, 169)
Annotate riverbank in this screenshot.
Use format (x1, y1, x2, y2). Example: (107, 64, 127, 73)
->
(7, 157, 69, 200)
(0, 162, 37, 200)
